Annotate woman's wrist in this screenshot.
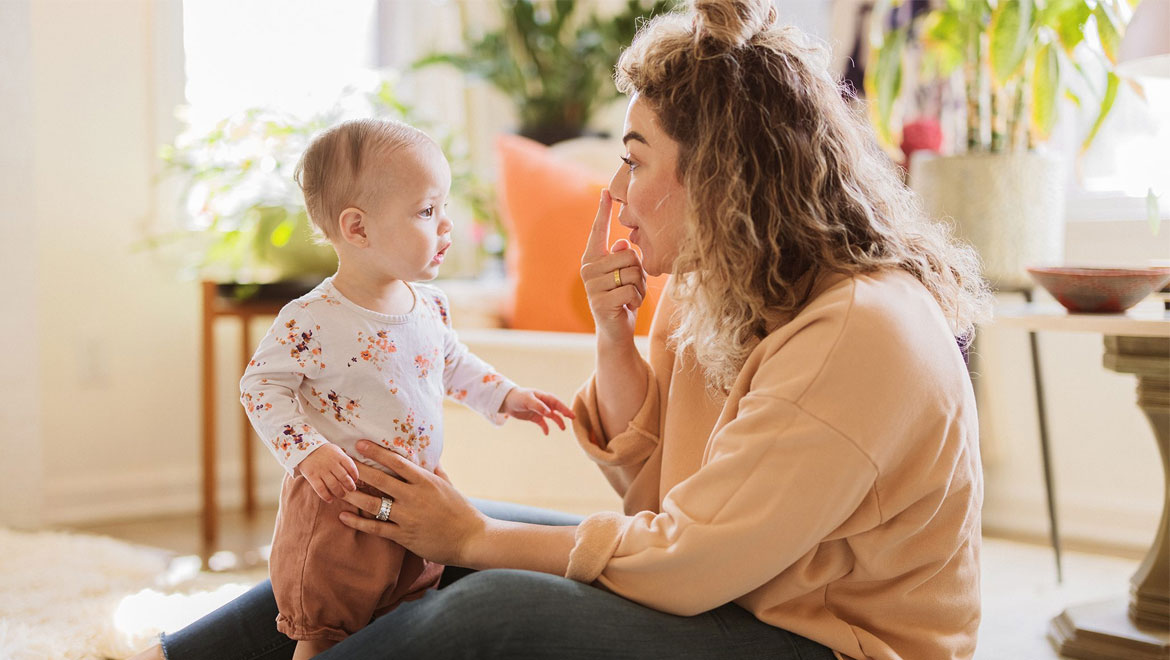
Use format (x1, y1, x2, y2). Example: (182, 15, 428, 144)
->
(455, 510, 495, 569)
(458, 517, 578, 576)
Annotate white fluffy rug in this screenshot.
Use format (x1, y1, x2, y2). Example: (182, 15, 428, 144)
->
(0, 528, 264, 660)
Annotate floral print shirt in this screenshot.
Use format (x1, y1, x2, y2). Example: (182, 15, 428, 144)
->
(241, 278, 515, 476)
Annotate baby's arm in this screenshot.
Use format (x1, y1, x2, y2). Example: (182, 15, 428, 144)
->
(432, 291, 573, 432)
(240, 304, 356, 501)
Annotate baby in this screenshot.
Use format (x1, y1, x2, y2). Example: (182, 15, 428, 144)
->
(240, 118, 573, 659)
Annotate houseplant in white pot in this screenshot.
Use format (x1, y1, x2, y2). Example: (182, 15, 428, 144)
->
(866, 0, 1134, 290)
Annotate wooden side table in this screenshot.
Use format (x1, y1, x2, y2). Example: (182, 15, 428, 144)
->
(200, 280, 311, 560)
(995, 302, 1170, 659)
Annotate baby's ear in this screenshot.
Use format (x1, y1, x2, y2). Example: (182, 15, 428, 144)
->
(337, 207, 367, 247)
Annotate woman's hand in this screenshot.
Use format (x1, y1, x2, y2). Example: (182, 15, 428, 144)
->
(339, 440, 486, 566)
(580, 189, 647, 343)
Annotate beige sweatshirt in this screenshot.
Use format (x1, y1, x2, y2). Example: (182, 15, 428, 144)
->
(568, 269, 982, 660)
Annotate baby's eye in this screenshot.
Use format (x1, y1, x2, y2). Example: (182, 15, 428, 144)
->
(619, 155, 637, 173)
(419, 205, 435, 218)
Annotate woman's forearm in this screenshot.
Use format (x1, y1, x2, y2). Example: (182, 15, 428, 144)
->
(460, 518, 578, 576)
(595, 333, 650, 442)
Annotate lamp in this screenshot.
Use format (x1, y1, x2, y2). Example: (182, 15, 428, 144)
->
(1117, 0, 1170, 80)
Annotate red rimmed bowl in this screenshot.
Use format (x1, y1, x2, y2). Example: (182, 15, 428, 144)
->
(1027, 266, 1170, 313)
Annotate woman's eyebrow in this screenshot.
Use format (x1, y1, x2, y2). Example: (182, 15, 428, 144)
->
(622, 130, 650, 146)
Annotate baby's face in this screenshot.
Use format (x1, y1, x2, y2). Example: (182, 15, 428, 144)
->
(360, 141, 453, 282)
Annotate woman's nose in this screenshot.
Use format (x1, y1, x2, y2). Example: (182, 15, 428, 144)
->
(608, 167, 628, 205)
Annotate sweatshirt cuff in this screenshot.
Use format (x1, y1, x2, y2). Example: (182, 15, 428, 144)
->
(565, 511, 630, 583)
(571, 370, 660, 467)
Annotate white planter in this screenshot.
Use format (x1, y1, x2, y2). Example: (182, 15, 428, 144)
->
(909, 152, 1066, 291)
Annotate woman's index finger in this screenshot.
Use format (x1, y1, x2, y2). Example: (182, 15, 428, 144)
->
(582, 189, 613, 262)
(356, 440, 427, 483)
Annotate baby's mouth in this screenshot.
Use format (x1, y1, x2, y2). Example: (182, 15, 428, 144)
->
(432, 243, 451, 264)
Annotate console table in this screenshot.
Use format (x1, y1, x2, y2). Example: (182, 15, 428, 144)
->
(995, 302, 1170, 660)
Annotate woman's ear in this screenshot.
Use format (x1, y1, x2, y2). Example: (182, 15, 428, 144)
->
(337, 207, 368, 247)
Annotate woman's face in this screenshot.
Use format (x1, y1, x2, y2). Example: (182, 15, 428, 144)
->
(608, 94, 689, 277)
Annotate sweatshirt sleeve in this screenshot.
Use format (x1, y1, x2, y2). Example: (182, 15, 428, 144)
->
(239, 304, 331, 475)
(432, 291, 515, 424)
(570, 363, 661, 499)
(565, 393, 878, 616)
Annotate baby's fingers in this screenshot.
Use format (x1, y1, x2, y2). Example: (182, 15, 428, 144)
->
(323, 473, 349, 499)
(519, 411, 550, 435)
(342, 454, 360, 482)
(307, 475, 334, 503)
(547, 411, 567, 431)
(536, 392, 577, 420)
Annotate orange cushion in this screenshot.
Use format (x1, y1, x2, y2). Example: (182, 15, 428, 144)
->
(495, 134, 665, 335)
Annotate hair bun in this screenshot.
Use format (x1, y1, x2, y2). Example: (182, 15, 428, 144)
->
(693, 0, 776, 48)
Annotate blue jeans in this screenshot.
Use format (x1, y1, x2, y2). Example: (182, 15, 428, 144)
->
(161, 500, 836, 660)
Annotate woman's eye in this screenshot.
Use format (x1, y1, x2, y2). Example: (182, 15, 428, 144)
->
(620, 155, 637, 173)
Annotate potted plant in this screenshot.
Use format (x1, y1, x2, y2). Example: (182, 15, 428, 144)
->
(153, 77, 502, 298)
(415, 0, 677, 145)
(865, 0, 1135, 290)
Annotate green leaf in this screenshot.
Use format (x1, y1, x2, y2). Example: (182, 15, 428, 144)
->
(989, 0, 1034, 88)
(1051, 1, 1092, 54)
(868, 26, 907, 147)
(1081, 71, 1120, 153)
(1031, 43, 1060, 141)
(922, 10, 966, 77)
(1094, 4, 1121, 65)
(270, 218, 294, 247)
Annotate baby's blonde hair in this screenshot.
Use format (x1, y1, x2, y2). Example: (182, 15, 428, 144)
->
(294, 118, 431, 241)
(617, 0, 992, 393)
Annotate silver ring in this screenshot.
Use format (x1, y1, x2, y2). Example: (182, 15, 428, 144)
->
(376, 496, 393, 522)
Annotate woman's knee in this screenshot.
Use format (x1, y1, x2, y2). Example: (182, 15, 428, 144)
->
(437, 569, 581, 622)
(393, 569, 586, 652)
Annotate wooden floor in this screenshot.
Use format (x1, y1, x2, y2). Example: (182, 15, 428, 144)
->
(63, 507, 280, 571)
(60, 509, 1147, 660)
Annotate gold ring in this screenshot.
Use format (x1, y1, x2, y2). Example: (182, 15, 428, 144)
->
(613, 269, 623, 288)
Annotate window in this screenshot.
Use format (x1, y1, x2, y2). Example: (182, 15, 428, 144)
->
(180, 0, 379, 131)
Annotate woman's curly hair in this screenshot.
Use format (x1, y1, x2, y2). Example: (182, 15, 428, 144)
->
(616, 0, 991, 393)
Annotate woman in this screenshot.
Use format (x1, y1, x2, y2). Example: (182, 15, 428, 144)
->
(134, 0, 989, 658)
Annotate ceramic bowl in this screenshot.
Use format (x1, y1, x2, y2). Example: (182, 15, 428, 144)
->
(1027, 266, 1170, 313)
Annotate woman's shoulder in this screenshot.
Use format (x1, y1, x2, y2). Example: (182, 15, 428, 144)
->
(746, 269, 965, 398)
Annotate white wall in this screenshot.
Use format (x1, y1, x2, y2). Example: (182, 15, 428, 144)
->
(978, 220, 1170, 552)
(0, 0, 44, 529)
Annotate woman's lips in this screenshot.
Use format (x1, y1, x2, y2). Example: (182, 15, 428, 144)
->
(629, 228, 641, 246)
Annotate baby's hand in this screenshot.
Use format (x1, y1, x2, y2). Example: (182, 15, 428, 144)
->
(500, 387, 576, 435)
(297, 444, 359, 503)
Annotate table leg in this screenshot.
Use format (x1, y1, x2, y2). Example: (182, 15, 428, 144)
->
(1049, 335, 1170, 659)
(1021, 287, 1064, 582)
(200, 281, 218, 559)
(241, 315, 256, 518)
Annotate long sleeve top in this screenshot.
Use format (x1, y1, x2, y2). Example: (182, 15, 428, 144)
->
(568, 269, 982, 660)
(241, 278, 515, 475)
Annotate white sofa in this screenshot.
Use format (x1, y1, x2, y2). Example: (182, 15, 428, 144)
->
(434, 276, 651, 516)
